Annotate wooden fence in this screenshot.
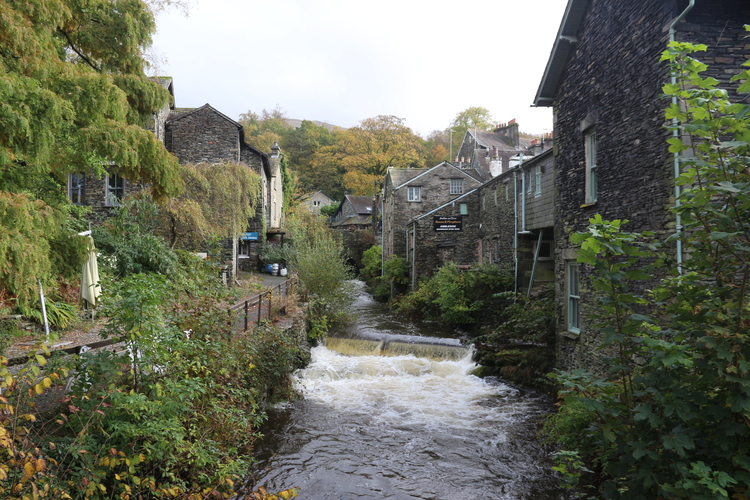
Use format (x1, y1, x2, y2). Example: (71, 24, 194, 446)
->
(227, 276, 298, 332)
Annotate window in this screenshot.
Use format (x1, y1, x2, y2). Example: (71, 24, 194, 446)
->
(69, 173, 85, 205)
(238, 240, 250, 257)
(585, 129, 597, 203)
(567, 262, 580, 334)
(313, 200, 320, 207)
(525, 169, 533, 194)
(450, 178, 463, 195)
(535, 165, 542, 195)
(459, 203, 468, 215)
(407, 186, 421, 202)
(106, 173, 124, 206)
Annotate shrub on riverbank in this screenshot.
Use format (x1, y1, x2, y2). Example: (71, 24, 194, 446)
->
(282, 207, 354, 342)
(360, 246, 409, 302)
(394, 262, 513, 329)
(0, 249, 304, 499)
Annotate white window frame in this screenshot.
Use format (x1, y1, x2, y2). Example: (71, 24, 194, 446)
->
(535, 165, 542, 195)
(585, 129, 598, 204)
(238, 239, 251, 258)
(68, 173, 86, 205)
(526, 169, 532, 194)
(450, 178, 463, 195)
(407, 186, 421, 202)
(106, 173, 124, 207)
(567, 262, 581, 334)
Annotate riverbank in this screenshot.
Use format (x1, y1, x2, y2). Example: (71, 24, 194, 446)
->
(0, 272, 311, 499)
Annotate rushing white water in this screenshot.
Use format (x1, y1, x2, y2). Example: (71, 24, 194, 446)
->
(296, 346, 513, 432)
(244, 282, 563, 499)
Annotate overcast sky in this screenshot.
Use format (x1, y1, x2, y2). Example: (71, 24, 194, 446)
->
(149, 0, 568, 138)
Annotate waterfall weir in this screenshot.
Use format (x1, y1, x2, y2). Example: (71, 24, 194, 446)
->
(244, 282, 563, 499)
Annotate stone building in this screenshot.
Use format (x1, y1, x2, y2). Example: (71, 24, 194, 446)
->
(165, 104, 283, 275)
(476, 148, 555, 295)
(298, 191, 335, 214)
(382, 161, 483, 265)
(67, 79, 284, 279)
(331, 195, 373, 230)
(405, 189, 481, 288)
(533, 0, 750, 374)
(454, 121, 533, 178)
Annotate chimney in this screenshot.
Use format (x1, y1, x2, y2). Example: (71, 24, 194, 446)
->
(270, 141, 280, 158)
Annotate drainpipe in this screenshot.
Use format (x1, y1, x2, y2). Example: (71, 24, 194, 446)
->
(513, 168, 519, 294)
(411, 221, 417, 290)
(669, 0, 695, 274)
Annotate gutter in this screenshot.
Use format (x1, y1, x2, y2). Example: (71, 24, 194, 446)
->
(669, 0, 695, 274)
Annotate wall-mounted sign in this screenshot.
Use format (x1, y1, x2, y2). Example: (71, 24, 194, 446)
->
(433, 216, 463, 231)
(242, 232, 259, 241)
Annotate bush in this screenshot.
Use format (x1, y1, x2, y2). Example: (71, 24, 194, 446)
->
(283, 208, 354, 341)
(93, 196, 178, 278)
(395, 262, 513, 329)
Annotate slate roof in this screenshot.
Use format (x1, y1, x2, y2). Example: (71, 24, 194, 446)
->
(299, 191, 335, 203)
(166, 103, 242, 129)
(333, 215, 372, 227)
(392, 161, 481, 190)
(150, 76, 173, 91)
(343, 195, 373, 215)
(386, 167, 428, 188)
(533, 0, 591, 106)
(471, 130, 516, 150)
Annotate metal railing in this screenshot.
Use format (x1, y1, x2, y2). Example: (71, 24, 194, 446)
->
(228, 276, 298, 332)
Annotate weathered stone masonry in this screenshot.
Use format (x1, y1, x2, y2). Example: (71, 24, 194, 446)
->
(544, 0, 750, 375)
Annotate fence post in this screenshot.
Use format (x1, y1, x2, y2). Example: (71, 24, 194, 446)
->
(257, 293, 263, 325)
(268, 291, 273, 320)
(244, 300, 248, 331)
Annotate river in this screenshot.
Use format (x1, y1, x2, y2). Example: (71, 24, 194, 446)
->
(244, 282, 564, 499)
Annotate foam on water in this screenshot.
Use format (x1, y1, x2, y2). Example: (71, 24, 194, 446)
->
(292, 346, 516, 431)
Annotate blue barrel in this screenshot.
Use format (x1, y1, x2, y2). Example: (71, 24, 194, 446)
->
(266, 264, 273, 274)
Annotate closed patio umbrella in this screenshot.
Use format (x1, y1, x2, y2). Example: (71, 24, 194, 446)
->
(80, 235, 101, 309)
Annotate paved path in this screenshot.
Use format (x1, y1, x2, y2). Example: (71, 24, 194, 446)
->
(4, 273, 296, 365)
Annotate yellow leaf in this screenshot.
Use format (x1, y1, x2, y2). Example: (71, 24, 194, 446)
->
(34, 384, 43, 395)
(42, 377, 52, 388)
(35, 355, 46, 366)
(23, 461, 35, 478)
(35, 458, 45, 472)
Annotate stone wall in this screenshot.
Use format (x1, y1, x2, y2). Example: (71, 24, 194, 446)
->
(382, 163, 482, 262)
(551, 0, 750, 375)
(409, 191, 481, 283)
(476, 172, 516, 267)
(166, 106, 241, 164)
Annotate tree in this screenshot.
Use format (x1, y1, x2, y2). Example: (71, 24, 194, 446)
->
(311, 115, 426, 197)
(286, 120, 337, 192)
(423, 129, 451, 166)
(447, 106, 495, 160)
(154, 162, 262, 250)
(0, 0, 181, 312)
(238, 106, 292, 154)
